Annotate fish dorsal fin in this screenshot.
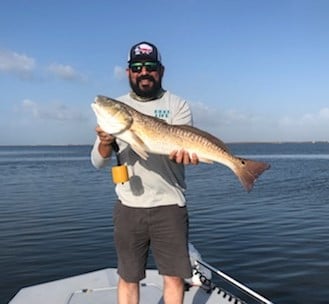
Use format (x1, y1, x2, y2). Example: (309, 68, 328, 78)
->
(176, 125, 231, 153)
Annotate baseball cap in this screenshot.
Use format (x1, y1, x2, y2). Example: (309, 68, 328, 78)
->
(128, 41, 162, 64)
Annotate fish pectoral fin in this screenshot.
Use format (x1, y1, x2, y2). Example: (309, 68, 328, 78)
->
(129, 133, 149, 160)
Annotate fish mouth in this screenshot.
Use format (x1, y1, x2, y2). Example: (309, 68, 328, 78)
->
(93, 96, 99, 104)
(94, 95, 108, 103)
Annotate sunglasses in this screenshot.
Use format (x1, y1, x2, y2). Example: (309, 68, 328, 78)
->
(129, 61, 160, 73)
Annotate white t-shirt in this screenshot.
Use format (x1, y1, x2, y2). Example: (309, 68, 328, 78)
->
(91, 91, 193, 208)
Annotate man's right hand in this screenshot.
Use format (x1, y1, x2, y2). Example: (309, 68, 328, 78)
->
(96, 125, 115, 158)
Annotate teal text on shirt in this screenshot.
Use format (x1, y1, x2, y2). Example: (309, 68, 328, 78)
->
(154, 109, 170, 119)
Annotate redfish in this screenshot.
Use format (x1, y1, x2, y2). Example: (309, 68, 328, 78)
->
(91, 95, 270, 192)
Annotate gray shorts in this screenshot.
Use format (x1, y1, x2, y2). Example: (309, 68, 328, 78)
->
(113, 201, 192, 282)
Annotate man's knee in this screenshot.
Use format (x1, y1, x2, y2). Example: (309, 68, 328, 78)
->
(118, 277, 139, 304)
(118, 277, 139, 288)
(163, 275, 185, 304)
(163, 275, 184, 288)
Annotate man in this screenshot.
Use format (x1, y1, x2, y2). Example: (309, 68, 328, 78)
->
(91, 41, 198, 304)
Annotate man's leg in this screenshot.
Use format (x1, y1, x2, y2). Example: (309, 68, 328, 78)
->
(163, 275, 185, 304)
(118, 276, 139, 304)
(113, 202, 149, 303)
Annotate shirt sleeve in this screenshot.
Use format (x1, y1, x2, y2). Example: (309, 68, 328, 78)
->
(90, 136, 111, 169)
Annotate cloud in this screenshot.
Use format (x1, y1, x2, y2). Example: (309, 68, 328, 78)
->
(47, 63, 87, 82)
(20, 98, 87, 121)
(279, 107, 329, 127)
(0, 98, 95, 145)
(21, 99, 39, 117)
(191, 101, 329, 142)
(191, 101, 260, 130)
(114, 65, 126, 80)
(190, 101, 265, 142)
(318, 108, 329, 119)
(0, 49, 35, 78)
(0, 48, 87, 83)
(276, 107, 329, 141)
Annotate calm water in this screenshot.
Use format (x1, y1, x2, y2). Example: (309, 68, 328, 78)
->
(1, 143, 329, 304)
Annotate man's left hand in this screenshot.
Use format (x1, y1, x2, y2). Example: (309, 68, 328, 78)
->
(169, 149, 199, 165)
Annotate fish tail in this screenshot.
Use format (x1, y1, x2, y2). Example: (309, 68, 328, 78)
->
(234, 159, 270, 192)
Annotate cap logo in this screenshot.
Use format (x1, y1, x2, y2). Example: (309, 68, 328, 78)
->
(134, 43, 153, 56)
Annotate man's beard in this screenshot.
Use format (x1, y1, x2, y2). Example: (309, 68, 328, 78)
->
(129, 75, 162, 99)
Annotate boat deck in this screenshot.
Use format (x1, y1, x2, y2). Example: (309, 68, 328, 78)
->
(9, 268, 245, 304)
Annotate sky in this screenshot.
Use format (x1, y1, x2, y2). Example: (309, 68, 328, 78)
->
(1, 0, 329, 145)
